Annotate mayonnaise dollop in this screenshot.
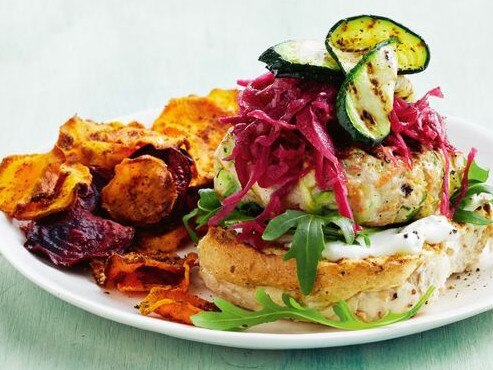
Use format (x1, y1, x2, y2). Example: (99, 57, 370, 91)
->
(321, 215, 458, 261)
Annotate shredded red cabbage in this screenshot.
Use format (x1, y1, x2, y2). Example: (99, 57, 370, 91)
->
(210, 73, 459, 244)
(384, 87, 455, 216)
(209, 72, 353, 233)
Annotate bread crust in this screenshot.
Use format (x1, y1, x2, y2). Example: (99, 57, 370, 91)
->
(199, 227, 419, 301)
(198, 218, 493, 321)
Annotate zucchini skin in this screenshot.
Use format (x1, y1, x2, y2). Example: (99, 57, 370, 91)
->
(326, 14, 430, 75)
(259, 41, 343, 82)
(336, 38, 397, 145)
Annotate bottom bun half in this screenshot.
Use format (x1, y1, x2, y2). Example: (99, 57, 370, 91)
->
(198, 218, 493, 322)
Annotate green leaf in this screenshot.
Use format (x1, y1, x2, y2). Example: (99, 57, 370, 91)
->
(197, 189, 222, 210)
(191, 286, 435, 331)
(182, 189, 257, 243)
(449, 161, 491, 205)
(355, 227, 382, 247)
(262, 210, 308, 241)
(182, 189, 222, 243)
(453, 209, 493, 225)
(450, 160, 492, 225)
(322, 213, 355, 244)
(195, 189, 222, 227)
(220, 209, 255, 227)
(262, 210, 356, 295)
(284, 216, 325, 295)
(182, 208, 199, 244)
(468, 161, 489, 183)
(464, 183, 493, 198)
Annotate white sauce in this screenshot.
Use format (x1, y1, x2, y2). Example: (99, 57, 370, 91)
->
(321, 215, 458, 261)
(463, 193, 493, 211)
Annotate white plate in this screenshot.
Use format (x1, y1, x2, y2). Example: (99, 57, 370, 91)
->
(1, 111, 493, 350)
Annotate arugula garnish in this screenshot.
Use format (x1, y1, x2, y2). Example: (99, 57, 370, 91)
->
(183, 189, 256, 243)
(183, 189, 220, 243)
(191, 287, 434, 331)
(452, 161, 493, 225)
(283, 215, 325, 296)
(355, 227, 382, 247)
(468, 160, 489, 184)
(453, 208, 492, 225)
(182, 209, 200, 243)
(262, 210, 355, 295)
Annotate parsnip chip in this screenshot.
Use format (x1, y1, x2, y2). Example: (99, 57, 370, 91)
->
(56, 116, 178, 170)
(136, 224, 190, 253)
(152, 89, 239, 186)
(101, 252, 198, 292)
(139, 288, 217, 325)
(0, 149, 92, 220)
(101, 155, 177, 225)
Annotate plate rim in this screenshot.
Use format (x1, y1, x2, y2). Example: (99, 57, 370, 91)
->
(1, 112, 493, 350)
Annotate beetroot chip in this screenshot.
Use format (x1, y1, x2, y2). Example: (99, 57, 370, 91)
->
(24, 204, 135, 267)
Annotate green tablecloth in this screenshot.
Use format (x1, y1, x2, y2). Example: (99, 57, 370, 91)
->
(1, 256, 492, 369)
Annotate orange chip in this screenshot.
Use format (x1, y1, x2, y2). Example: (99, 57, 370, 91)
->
(207, 89, 239, 114)
(139, 288, 217, 325)
(56, 116, 179, 170)
(152, 89, 239, 186)
(100, 252, 198, 293)
(0, 148, 92, 220)
(101, 155, 178, 225)
(136, 224, 191, 254)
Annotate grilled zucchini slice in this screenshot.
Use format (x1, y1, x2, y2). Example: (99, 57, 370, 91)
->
(259, 39, 343, 81)
(326, 15, 430, 74)
(336, 38, 398, 145)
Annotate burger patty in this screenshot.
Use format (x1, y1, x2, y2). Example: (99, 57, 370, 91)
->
(214, 132, 465, 227)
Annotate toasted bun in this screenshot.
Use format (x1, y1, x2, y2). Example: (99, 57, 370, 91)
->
(198, 218, 493, 321)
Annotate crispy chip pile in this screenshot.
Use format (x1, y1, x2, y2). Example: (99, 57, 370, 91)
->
(0, 148, 92, 220)
(0, 87, 235, 325)
(57, 116, 179, 170)
(0, 116, 192, 222)
(152, 89, 239, 186)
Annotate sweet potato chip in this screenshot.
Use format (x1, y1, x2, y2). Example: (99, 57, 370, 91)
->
(100, 252, 198, 293)
(152, 89, 239, 186)
(139, 288, 217, 325)
(0, 148, 92, 220)
(56, 116, 178, 170)
(136, 224, 190, 253)
(101, 155, 177, 225)
(207, 89, 239, 114)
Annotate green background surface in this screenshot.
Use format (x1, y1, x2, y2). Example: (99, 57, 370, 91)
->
(2, 256, 493, 370)
(1, 1, 493, 369)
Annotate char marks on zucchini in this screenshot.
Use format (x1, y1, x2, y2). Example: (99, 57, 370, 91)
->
(336, 38, 398, 145)
(326, 15, 430, 74)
